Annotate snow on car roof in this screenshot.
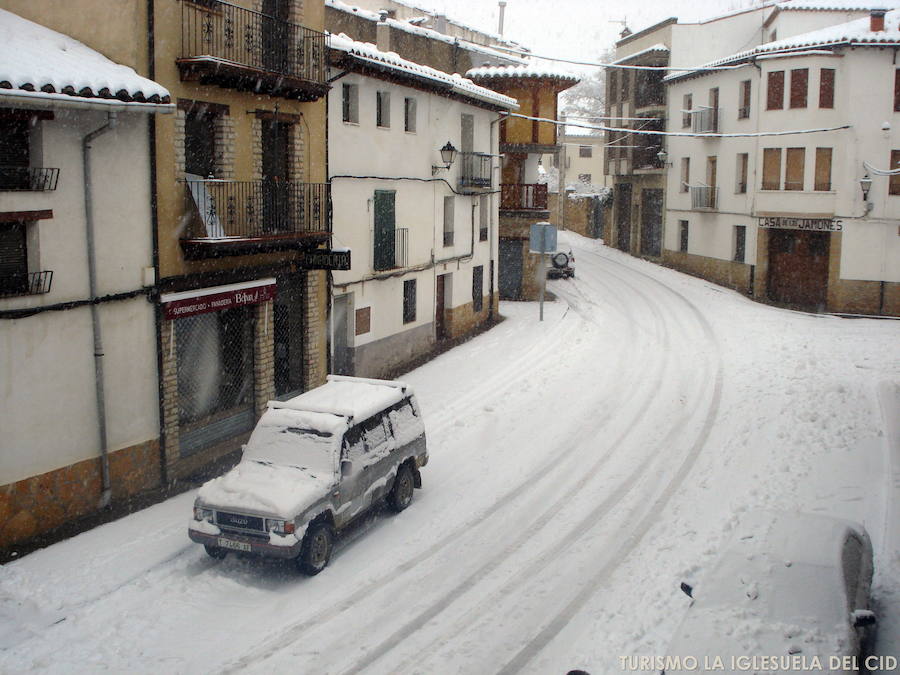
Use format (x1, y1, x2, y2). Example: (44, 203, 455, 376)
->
(0, 8, 171, 106)
(271, 375, 410, 425)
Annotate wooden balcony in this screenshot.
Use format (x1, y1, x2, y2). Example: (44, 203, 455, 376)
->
(177, 0, 327, 101)
(500, 183, 548, 212)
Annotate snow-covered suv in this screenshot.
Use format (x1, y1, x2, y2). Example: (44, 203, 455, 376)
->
(188, 375, 428, 575)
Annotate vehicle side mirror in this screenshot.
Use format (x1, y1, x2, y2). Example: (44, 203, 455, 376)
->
(341, 459, 353, 477)
(852, 609, 876, 628)
(680, 582, 693, 598)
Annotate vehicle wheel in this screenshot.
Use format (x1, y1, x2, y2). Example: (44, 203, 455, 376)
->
(297, 522, 333, 576)
(204, 544, 227, 559)
(388, 463, 415, 512)
(551, 252, 569, 269)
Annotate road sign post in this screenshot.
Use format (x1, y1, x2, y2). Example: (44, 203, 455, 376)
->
(529, 222, 556, 322)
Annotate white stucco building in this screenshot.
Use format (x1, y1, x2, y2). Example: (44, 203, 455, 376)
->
(0, 9, 173, 548)
(663, 3, 900, 315)
(326, 33, 517, 377)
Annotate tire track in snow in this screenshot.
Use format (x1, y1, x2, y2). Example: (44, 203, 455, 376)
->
(223, 260, 667, 674)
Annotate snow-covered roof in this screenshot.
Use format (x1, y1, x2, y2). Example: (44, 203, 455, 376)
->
(0, 8, 171, 109)
(466, 62, 580, 84)
(326, 0, 527, 66)
(612, 43, 670, 65)
(666, 8, 900, 82)
(328, 33, 518, 109)
(271, 375, 411, 424)
(776, 0, 900, 10)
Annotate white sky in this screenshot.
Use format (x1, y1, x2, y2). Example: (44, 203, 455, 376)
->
(406, 0, 762, 60)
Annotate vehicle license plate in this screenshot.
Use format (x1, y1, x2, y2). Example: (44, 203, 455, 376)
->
(218, 538, 251, 552)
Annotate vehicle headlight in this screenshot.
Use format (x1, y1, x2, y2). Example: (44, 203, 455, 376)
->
(193, 506, 214, 522)
(266, 518, 295, 535)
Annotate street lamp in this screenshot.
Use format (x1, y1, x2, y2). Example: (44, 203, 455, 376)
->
(432, 141, 458, 175)
(860, 173, 873, 212)
(656, 148, 671, 167)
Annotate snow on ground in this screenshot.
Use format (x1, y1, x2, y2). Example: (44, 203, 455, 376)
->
(0, 231, 897, 674)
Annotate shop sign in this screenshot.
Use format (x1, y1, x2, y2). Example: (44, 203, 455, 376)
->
(300, 249, 351, 270)
(758, 216, 842, 232)
(162, 280, 277, 320)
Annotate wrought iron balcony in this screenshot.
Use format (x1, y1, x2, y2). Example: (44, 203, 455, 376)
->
(178, 0, 327, 100)
(374, 227, 408, 272)
(0, 167, 59, 191)
(0, 270, 53, 297)
(459, 152, 492, 190)
(690, 185, 718, 210)
(691, 107, 720, 134)
(181, 179, 330, 259)
(500, 183, 548, 211)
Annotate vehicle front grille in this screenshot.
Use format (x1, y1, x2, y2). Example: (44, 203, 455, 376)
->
(215, 511, 267, 534)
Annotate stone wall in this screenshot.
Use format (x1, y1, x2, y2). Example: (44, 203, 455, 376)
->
(662, 250, 753, 295)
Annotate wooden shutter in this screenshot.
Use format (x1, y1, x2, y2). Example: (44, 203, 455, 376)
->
(762, 148, 782, 190)
(820, 68, 835, 109)
(0, 221, 27, 293)
(789, 68, 808, 108)
(890, 150, 900, 195)
(895, 70, 900, 112)
(767, 71, 784, 110)
(785, 147, 805, 191)
(814, 148, 832, 191)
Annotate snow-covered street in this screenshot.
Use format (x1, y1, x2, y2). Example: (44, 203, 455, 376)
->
(1, 230, 897, 674)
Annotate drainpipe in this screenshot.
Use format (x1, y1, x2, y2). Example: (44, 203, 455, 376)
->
(83, 111, 119, 508)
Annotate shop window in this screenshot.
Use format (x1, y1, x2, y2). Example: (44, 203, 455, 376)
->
(342, 83, 359, 123)
(679, 220, 689, 253)
(820, 68, 835, 109)
(814, 148, 832, 191)
(767, 71, 784, 110)
(376, 91, 390, 128)
(785, 148, 805, 191)
(789, 68, 808, 109)
(274, 273, 305, 398)
(733, 225, 746, 263)
(762, 148, 782, 190)
(403, 279, 416, 323)
(472, 265, 483, 312)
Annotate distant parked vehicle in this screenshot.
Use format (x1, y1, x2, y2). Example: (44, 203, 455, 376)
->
(189, 375, 428, 575)
(547, 250, 575, 279)
(662, 511, 875, 673)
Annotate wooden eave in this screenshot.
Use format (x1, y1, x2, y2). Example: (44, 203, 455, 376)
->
(176, 57, 329, 101)
(180, 230, 329, 260)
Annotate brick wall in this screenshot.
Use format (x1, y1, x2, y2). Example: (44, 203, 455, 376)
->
(303, 271, 328, 389)
(160, 317, 180, 471)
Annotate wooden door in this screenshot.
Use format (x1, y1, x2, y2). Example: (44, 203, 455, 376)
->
(640, 189, 663, 256)
(373, 191, 396, 271)
(435, 273, 449, 340)
(499, 239, 523, 300)
(767, 229, 830, 310)
(262, 119, 290, 232)
(616, 183, 632, 252)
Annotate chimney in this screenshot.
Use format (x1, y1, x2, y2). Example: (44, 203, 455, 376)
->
(871, 8, 887, 32)
(498, 1, 507, 36)
(377, 10, 391, 52)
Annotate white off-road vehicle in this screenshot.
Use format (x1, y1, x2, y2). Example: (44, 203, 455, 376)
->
(189, 375, 428, 574)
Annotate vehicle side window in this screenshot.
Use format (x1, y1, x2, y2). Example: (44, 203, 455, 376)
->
(362, 414, 390, 457)
(388, 399, 419, 445)
(343, 426, 366, 464)
(842, 535, 863, 609)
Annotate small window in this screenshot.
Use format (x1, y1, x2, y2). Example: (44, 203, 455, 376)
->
(579, 145, 592, 158)
(762, 147, 782, 190)
(814, 147, 832, 191)
(785, 147, 805, 191)
(767, 71, 784, 110)
(361, 415, 390, 455)
(680, 157, 690, 193)
(820, 68, 835, 109)
(578, 173, 592, 184)
(342, 83, 359, 123)
(682, 94, 692, 128)
(443, 196, 454, 246)
(404, 97, 416, 133)
(472, 265, 483, 312)
(402, 279, 416, 323)
(376, 91, 390, 128)
(733, 225, 746, 263)
(736, 153, 748, 193)
(679, 220, 689, 253)
(789, 68, 808, 109)
(479, 197, 489, 241)
(608, 70, 618, 103)
(738, 80, 751, 119)
(889, 150, 900, 195)
(0, 220, 28, 295)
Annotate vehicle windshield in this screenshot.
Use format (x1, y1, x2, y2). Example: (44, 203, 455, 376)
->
(242, 412, 341, 477)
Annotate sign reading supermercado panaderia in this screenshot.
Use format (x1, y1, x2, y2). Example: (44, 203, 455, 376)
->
(757, 216, 843, 232)
(161, 278, 277, 320)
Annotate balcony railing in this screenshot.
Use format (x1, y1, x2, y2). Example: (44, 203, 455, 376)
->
(374, 227, 408, 271)
(0, 270, 53, 297)
(184, 179, 329, 239)
(179, 0, 326, 98)
(691, 107, 720, 134)
(459, 152, 492, 189)
(690, 185, 718, 210)
(500, 183, 548, 211)
(0, 167, 59, 191)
